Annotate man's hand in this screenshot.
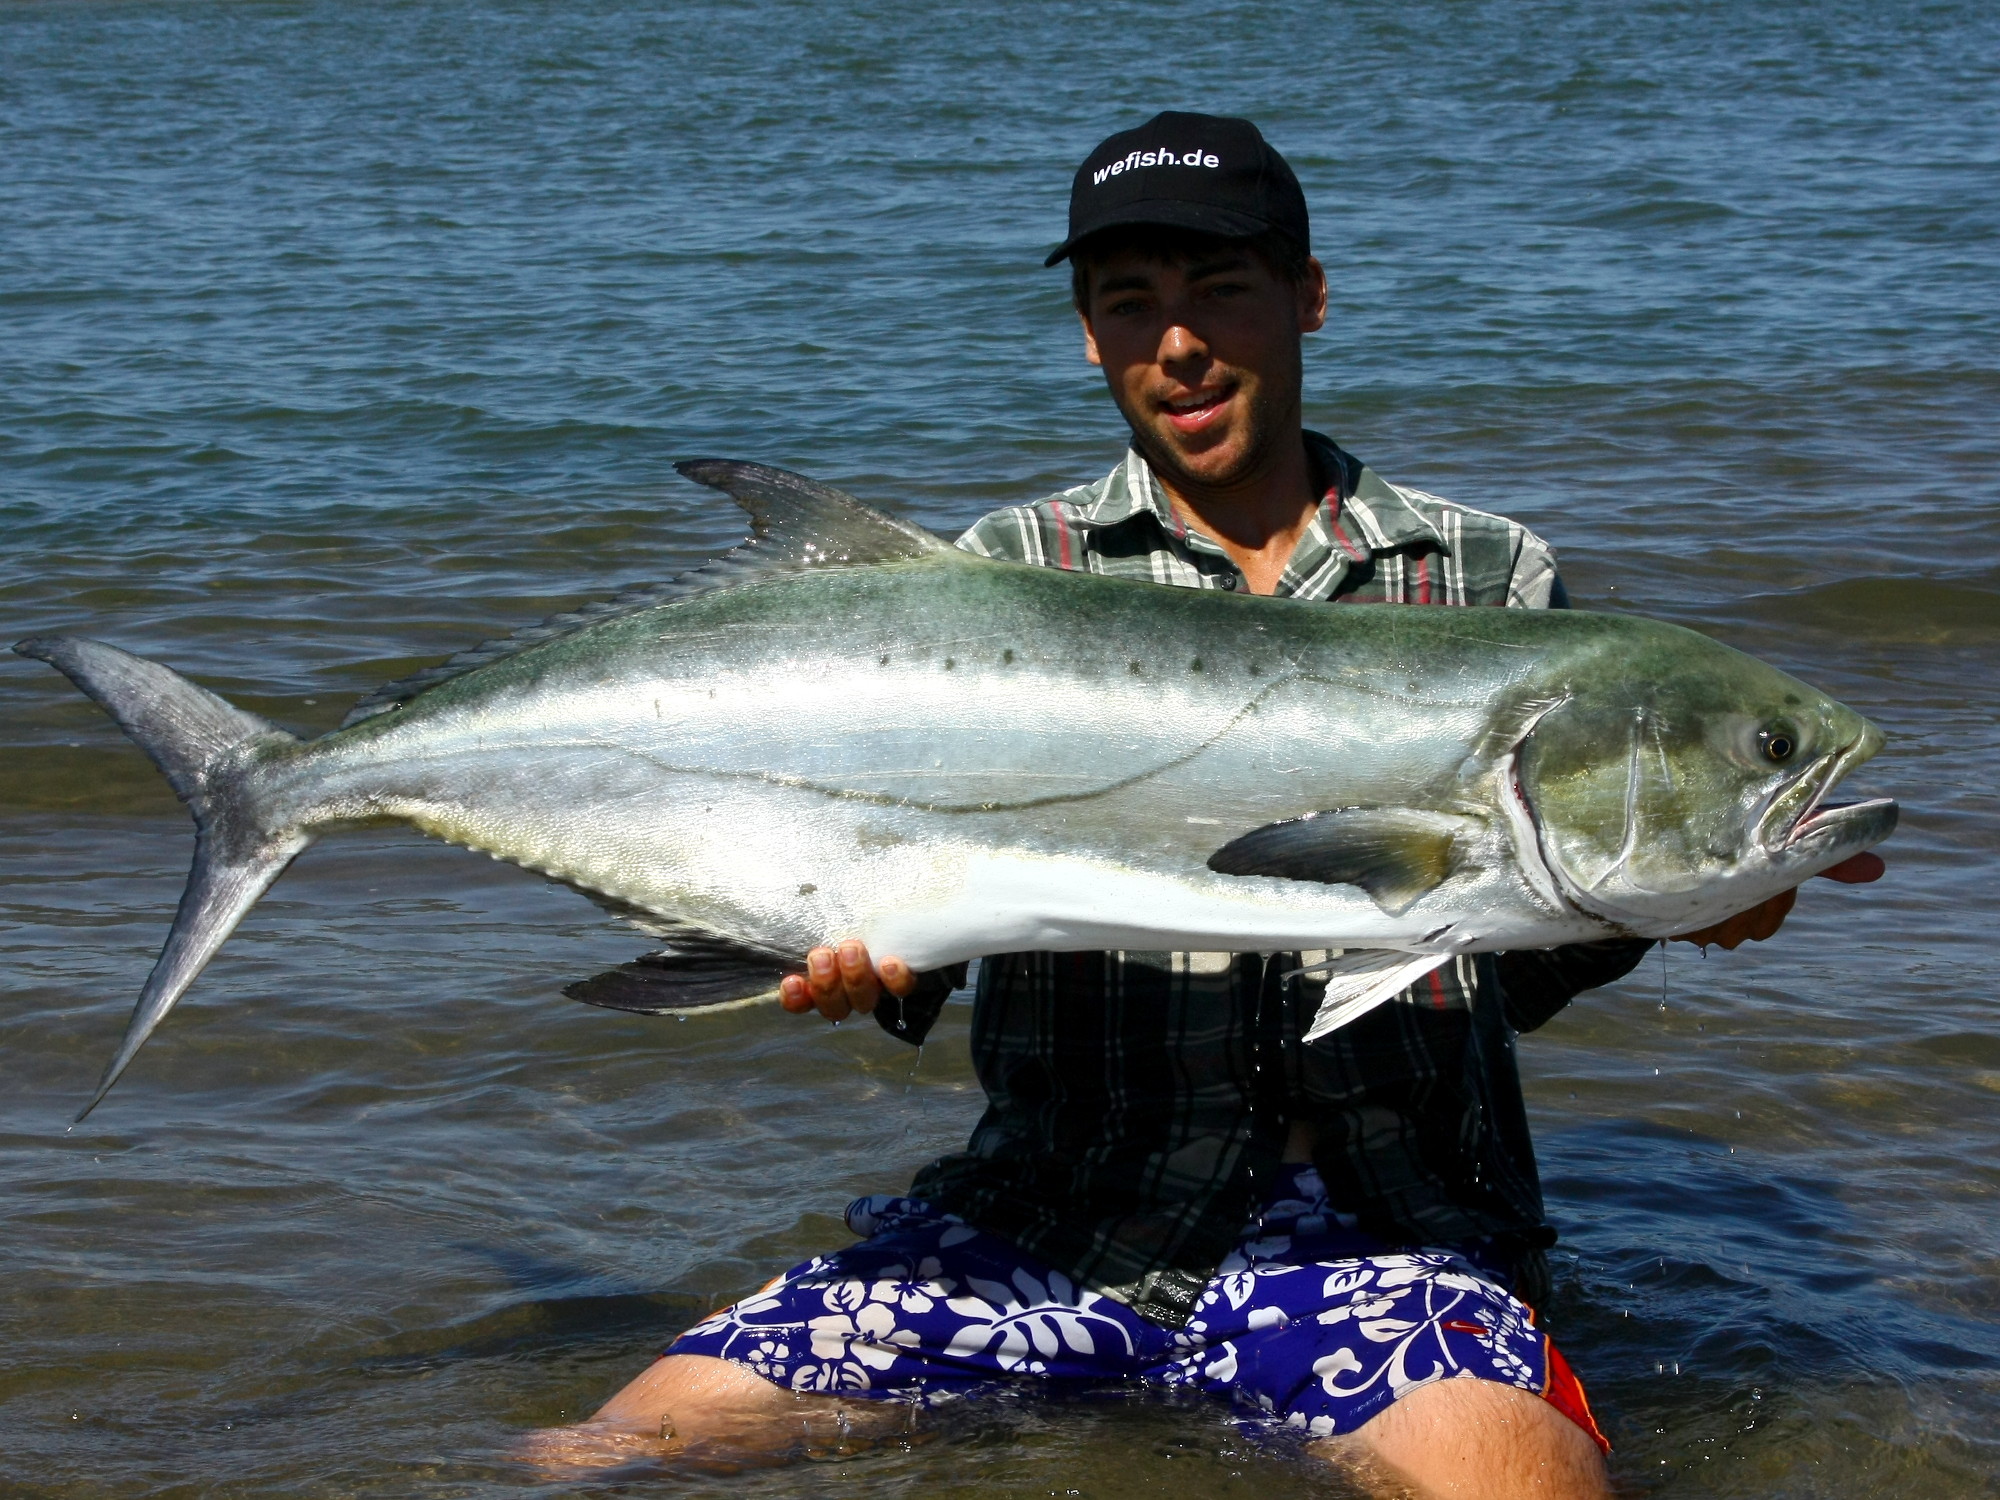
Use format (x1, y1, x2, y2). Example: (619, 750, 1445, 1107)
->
(779, 939, 918, 1022)
(1672, 852, 1885, 951)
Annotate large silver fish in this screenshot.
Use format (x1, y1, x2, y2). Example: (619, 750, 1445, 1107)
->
(18, 461, 1896, 1119)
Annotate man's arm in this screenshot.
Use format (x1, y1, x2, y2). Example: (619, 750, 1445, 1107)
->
(1496, 941, 1653, 1034)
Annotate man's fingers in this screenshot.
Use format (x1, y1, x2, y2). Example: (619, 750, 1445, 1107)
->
(1748, 886, 1795, 942)
(779, 974, 815, 1013)
(837, 940, 881, 1014)
(782, 941, 917, 1021)
(807, 946, 851, 1021)
(1820, 852, 1886, 884)
(779, 956, 850, 1019)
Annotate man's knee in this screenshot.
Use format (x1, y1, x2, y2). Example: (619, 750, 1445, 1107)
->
(592, 1353, 797, 1434)
(518, 1354, 906, 1475)
(1324, 1376, 1611, 1500)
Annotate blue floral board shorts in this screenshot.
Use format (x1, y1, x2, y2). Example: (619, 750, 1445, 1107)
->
(668, 1165, 1608, 1449)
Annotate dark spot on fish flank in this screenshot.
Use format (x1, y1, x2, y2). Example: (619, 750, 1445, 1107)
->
(1129, 660, 1142, 675)
(944, 657, 955, 670)
(880, 653, 890, 666)
(1249, 663, 1262, 676)
(1784, 692, 1801, 705)
(1003, 648, 1015, 664)
(798, 883, 817, 895)
(1190, 657, 1203, 672)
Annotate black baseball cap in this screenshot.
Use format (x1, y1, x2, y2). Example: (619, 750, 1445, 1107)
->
(1045, 111, 1309, 268)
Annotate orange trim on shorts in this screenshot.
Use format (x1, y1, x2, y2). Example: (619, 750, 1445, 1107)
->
(699, 1272, 788, 1324)
(1539, 1336, 1611, 1454)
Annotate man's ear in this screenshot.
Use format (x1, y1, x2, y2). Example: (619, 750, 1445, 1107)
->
(1298, 256, 1328, 335)
(1080, 309, 1103, 367)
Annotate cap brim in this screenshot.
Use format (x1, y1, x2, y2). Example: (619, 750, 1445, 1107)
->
(1043, 200, 1277, 266)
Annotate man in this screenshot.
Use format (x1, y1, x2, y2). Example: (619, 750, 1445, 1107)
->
(532, 114, 1881, 1496)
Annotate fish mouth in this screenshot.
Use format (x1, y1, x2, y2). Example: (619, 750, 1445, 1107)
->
(1786, 795, 1899, 850)
(1761, 723, 1896, 855)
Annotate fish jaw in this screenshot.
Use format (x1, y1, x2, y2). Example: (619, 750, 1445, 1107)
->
(1782, 795, 1899, 867)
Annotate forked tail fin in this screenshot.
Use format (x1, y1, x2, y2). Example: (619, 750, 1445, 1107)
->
(14, 637, 310, 1121)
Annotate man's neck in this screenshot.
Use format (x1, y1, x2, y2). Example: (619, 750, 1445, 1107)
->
(1147, 431, 1320, 596)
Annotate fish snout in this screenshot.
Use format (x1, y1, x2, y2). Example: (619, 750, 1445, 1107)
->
(1787, 795, 1898, 859)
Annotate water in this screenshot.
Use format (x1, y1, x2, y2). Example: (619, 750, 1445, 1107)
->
(2, 0, 1996, 1493)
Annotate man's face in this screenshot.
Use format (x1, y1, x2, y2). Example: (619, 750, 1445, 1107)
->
(1078, 242, 1327, 496)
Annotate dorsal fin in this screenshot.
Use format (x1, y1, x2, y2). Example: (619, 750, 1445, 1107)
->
(674, 458, 949, 567)
(341, 460, 950, 727)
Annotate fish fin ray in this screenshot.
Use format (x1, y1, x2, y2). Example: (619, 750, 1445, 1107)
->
(1301, 951, 1453, 1041)
(12, 637, 310, 1119)
(674, 458, 950, 567)
(565, 933, 796, 1016)
(1207, 807, 1477, 915)
(340, 462, 949, 727)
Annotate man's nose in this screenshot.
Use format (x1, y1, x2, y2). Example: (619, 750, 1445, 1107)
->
(1158, 323, 1207, 366)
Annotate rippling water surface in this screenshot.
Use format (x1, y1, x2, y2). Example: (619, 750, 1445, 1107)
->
(3, 1, 1997, 1494)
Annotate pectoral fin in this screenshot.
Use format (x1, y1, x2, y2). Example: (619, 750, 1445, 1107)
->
(1296, 950, 1455, 1041)
(564, 936, 794, 1016)
(1207, 807, 1478, 914)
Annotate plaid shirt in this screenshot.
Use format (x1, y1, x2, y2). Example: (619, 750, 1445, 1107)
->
(881, 433, 1648, 1326)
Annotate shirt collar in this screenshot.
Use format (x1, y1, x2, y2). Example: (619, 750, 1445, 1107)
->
(1070, 445, 1181, 530)
(1074, 432, 1450, 559)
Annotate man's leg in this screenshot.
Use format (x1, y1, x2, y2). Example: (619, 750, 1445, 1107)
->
(1315, 1378, 1611, 1500)
(517, 1192, 1163, 1474)
(518, 1353, 909, 1473)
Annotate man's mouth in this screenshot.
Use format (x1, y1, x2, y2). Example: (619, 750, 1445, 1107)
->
(1161, 386, 1233, 433)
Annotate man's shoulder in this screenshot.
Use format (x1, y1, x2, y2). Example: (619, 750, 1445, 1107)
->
(954, 455, 1138, 566)
(1348, 471, 1563, 610)
(954, 482, 1102, 564)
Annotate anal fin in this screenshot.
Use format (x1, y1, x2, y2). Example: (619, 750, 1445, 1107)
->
(1295, 950, 1454, 1042)
(564, 935, 794, 1017)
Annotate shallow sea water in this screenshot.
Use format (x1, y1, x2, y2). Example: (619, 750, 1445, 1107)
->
(2, 1, 1997, 1494)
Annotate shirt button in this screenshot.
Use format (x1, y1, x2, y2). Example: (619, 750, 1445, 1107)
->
(1218, 573, 1237, 590)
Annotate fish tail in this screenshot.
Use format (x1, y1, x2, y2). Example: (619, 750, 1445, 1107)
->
(14, 636, 311, 1122)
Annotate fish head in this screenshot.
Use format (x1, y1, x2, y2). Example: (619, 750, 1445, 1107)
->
(1515, 631, 1896, 935)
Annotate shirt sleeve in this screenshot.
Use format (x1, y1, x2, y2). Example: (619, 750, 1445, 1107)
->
(871, 963, 969, 1046)
(1494, 941, 1654, 1033)
(1506, 529, 1563, 610)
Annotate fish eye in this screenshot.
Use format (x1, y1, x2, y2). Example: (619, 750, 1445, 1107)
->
(1759, 727, 1797, 763)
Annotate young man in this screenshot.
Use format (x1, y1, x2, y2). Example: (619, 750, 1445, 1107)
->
(531, 114, 1880, 1497)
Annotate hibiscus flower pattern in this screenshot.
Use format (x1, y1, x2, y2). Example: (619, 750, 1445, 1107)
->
(668, 1168, 1572, 1443)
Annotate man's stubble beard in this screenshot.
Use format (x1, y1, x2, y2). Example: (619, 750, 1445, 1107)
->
(1110, 346, 1306, 503)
